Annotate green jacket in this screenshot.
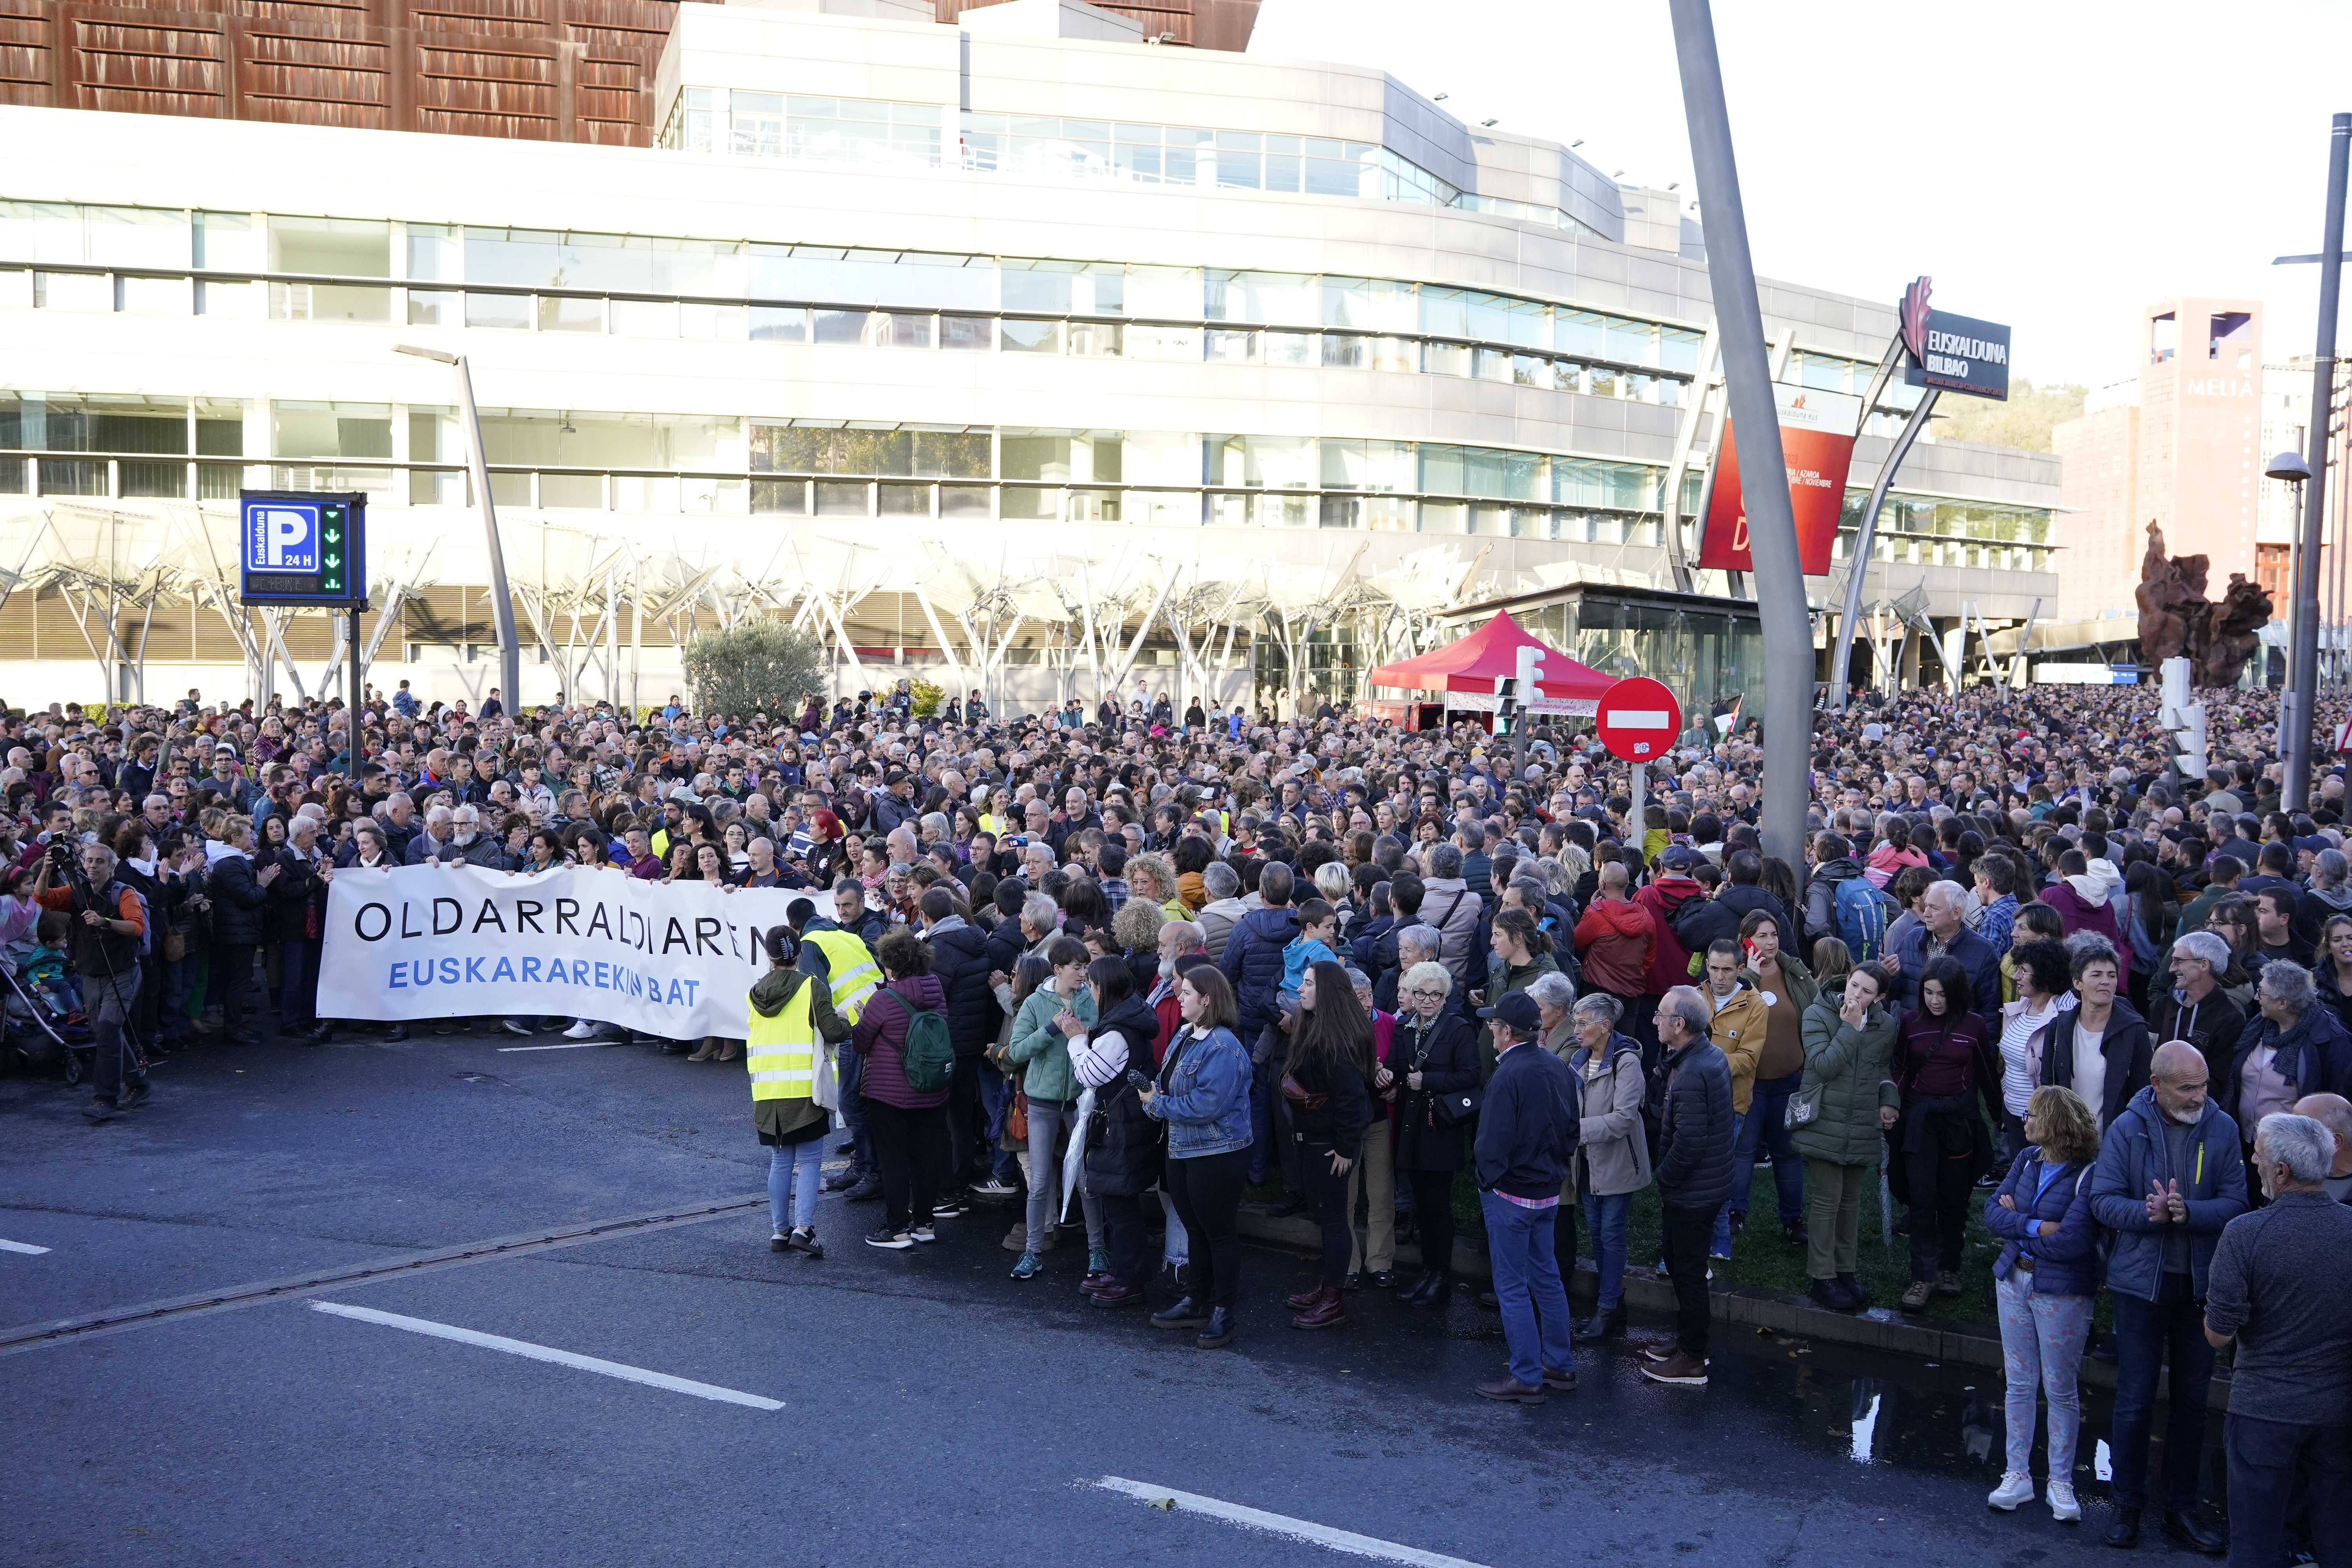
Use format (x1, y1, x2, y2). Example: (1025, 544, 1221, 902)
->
(1791, 978, 1899, 1167)
(1005, 981, 1096, 1104)
(1740, 948, 1818, 1016)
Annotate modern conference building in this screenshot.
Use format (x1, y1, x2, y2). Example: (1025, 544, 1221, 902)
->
(0, 0, 2061, 712)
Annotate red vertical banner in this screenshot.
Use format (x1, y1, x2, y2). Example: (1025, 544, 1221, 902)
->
(1697, 385, 1863, 576)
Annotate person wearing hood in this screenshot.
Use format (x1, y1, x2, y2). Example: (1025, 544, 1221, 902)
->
(1793, 958, 1900, 1311)
(747, 926, 851, 1260)
(1065, 956, 1168, 1309)
(2221, 962, 2352, 1167)
(1573, 859, 1657, 1050)
(1697, 938, 1768, 1259)
(2087, 1042, 2247, 1553)
(2040, 849, 2131, 991)
(1633, 844, 1707, 992)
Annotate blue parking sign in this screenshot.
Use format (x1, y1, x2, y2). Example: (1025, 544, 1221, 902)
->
(240, 491, 366, 607)
(247, 501, 319, 573)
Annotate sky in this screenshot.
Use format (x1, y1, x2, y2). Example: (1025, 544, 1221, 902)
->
(1249, 0, 2352, 389)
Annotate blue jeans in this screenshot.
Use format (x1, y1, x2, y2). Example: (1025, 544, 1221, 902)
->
(1247, 1053, 1278, 1185)
(1479, 1192, 1573, 1387)
(2225, 1414, 2352, 1568)
(2109, 1273, 2214, 1511)
(1735, 1071, 1806, 1224)
(1581, 1191, 1632, 1312)
(768, 1137, 824, 1231)
(976, 1057, 1020, 1182)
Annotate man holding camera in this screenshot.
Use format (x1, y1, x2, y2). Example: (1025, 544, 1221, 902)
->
(35, 839, 149, 1123)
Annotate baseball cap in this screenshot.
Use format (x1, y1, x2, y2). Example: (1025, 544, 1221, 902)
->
(1659, 844, 1700, 871)
(1477, 992, 1542, 1034)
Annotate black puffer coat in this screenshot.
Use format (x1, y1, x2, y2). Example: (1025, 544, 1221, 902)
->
(1654, 1037, 1735, 1214)
(206, 850, 270, 946)
(1083, 995, 1167, 1197)
(922, 916, 998, 1058)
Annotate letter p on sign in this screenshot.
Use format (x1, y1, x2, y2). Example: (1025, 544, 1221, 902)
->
(259, 507, 316, 570)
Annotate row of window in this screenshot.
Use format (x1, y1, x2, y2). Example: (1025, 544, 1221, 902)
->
(0, 454, 2058, 572)
(0, 200, 1773, 378)
(652, 91, 1610, 241)
(0, 394, 2053, 552)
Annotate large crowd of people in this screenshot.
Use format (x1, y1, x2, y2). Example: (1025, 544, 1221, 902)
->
(10, 672, 2352, 1556)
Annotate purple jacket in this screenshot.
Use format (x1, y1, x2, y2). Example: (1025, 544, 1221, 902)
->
(2039, 881, 2130, 989)
(1984, 1147, 2100, 1296)
(849, 974, 950, 1109)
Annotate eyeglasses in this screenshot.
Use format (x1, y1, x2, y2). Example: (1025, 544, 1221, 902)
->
(1403, 987, 1446, 1000)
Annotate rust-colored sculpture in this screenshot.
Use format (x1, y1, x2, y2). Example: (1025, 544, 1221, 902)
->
(2135, 522, 2272, 688)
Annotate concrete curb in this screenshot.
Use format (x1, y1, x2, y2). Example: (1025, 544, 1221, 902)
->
(1230, 1203, 2231, 1409)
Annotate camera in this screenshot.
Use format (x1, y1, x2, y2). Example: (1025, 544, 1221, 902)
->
(46, 839, 72, 873)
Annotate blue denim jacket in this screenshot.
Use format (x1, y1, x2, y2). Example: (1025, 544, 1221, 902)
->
(1147, 1024, 1254, 1156)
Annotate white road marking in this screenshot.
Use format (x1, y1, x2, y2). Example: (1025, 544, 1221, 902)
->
(1092, 1477, 1492, 1568)
(311, 1301, 783, 1410)
(496, 1041, 621, 1052)
(0, 1239, 51, 1255)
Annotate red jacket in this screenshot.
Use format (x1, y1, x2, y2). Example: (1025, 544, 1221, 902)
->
(1634, 874, 1707, 994)
(1573, 897, 1657, 999)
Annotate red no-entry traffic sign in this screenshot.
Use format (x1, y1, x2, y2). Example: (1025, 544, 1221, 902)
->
(1594, 677, 1682, 762)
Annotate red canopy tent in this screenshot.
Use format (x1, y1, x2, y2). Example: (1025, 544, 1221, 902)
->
(1365, 610, 1615, 717)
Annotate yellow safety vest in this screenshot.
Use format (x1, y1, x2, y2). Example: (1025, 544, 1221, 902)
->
(746, 981, 818, 1103)
(801, 928, 880, 1024)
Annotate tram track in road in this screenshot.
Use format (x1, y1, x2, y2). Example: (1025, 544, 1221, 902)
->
(0, 1194, 760, 1357)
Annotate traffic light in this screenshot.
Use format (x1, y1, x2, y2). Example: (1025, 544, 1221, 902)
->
(2157, 656, 2205, 777)
(1516, 643, 1546, 707)
(1494, 674, 1518, 735)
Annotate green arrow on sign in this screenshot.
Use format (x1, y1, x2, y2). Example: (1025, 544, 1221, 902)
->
(323, 554, 341, 568)
(324, 527, 341, 543)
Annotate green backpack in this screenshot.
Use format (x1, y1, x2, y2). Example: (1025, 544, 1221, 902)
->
(888, 993, 956, 1093)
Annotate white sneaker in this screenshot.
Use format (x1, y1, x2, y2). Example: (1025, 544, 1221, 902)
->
(2047, 1481, 2080, 1522)
(1987, 1472, 2035, 1512)
(561, 1020, 597, 1040)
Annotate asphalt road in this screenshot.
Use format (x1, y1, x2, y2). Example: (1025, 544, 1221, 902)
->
(1, 1028, 2159, 1568)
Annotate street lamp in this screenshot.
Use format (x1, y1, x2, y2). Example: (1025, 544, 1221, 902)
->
(392, 343, 522, 715)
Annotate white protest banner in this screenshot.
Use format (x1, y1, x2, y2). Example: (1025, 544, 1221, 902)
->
(317, 864, 807, 1037)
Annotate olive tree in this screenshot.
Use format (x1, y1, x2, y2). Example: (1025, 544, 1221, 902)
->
(679, 619, 824, 724)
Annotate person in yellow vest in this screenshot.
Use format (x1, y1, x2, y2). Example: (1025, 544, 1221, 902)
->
(750, 926, 852, 1259)
(795, 897, 886, 1199)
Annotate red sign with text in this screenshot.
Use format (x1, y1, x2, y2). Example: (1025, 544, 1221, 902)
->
(1697, 384, 1863, 576)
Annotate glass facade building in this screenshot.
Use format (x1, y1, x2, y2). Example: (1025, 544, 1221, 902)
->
(0, 1, 2060, 705)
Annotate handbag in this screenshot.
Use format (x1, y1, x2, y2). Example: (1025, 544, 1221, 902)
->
(1279, 1071, 1328, 1113)
(1785, 1082, 1822, 1129)
(1008, 1089, 1030, 1143)
(162, 927, 186, 963)
(811, 1042, 840, 1112)
(1432, 1085, 1483, 1127)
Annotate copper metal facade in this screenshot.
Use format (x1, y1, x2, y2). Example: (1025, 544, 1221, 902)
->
(0, 0, 679, 143)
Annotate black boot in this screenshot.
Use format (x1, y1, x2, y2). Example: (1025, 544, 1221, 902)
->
(1410, 1272, 1453, 1310)
(2104, 1506, 2142, 1549)
(1572, 1305, 1625, 1342)
(1151, 1297, 1209, 1330)
(1194, 1307, 1236, 1350)
(2160, 1510, 2225, 1556)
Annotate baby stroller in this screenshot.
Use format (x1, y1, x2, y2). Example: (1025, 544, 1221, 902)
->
(0, 950, 93, 1082)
